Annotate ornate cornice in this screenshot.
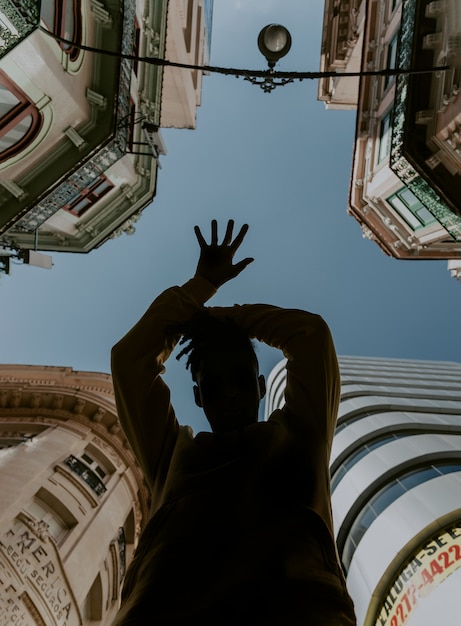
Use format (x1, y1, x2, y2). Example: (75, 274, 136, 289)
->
(0, 365, 150, 525)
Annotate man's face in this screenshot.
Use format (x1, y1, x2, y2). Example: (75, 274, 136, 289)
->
(193, 348, 266, 433)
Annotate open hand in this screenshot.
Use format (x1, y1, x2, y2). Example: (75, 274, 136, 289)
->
(194, 219, 254, 288)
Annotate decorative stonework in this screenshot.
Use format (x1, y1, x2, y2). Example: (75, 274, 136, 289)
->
(0, 511, 82, 626)
(389, 0, 461, 241)
(10, 0, 138, 235)
(0, 364, 150, 525)
(361, 225, 375, 240)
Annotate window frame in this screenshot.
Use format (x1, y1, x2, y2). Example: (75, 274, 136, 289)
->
(41, 0, 82, 62)
(63, 175, 114, 217)
(384, 33, 399, 91)
(378, 110, 392, 163)
(0, 70, 42, 164)
(387, 187, 437, 230)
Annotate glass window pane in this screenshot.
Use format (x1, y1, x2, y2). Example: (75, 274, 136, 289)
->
(28, 500, 48, 519)
(438, 464, 461, 476)
(384, 36, 398, 88)
(0, 84, 20, 117)
(330, 464, 347, 491)
(400, 467, 438, 490)
(399, 187, 420, 209)
(0, 115, 33, 153)
(72, 199, 90, 215)
(388, 37, 397, 69)
(415, 206, 436, 225)
(388, 195, 421, 228)
(82, 453, 93, 465)
(40, 0, 56, 29)
(371, 480, 404, 515)
(345, 446, 369, 468)
(47, 516, 67, 539)
(355, 502, 377, 532)
(62, 0, 75, 48)
(378, 115, 391, 162)
(91, 180, 112, 196)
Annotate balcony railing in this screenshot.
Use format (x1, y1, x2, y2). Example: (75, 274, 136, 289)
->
(389, 0, 461, 241)
(0, 0, 40, 59)
(64, 455, 107, 498)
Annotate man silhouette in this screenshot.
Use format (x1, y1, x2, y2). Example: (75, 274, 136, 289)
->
(111, 220, 356, 625)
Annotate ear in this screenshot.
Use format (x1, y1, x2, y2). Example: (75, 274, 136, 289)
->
(258, 375, 266, 400)
(193, 385, 202, 408)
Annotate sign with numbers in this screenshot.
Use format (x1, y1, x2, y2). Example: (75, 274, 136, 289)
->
(374, 523, 461, 626)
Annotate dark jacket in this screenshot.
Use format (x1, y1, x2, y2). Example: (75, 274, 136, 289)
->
(111, 276, 356, 625)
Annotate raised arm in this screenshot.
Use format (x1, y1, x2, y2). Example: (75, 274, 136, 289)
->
(209, 303, 340, 450)
(110, 220, 253, 486)
(111, 277, 216, 486)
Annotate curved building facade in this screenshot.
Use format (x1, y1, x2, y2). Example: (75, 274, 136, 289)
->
(0, 364, 150, 626)
(265, 355, 461, 626)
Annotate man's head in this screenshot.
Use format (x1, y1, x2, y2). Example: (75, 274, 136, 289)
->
(176, 312, 266, 433)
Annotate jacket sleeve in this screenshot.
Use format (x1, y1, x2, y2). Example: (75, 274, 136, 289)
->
(209, 304, 340, 450)
(111, 276, 217, 487)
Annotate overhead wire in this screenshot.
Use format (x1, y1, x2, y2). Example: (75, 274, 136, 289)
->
(38, 25, 450, 82)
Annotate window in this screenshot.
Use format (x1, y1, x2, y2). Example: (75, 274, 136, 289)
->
(127, 100, 136, 153)
(81, 452, 107, 480)
(341, 462, 461, 570)
(63, 455, 107, 497)
(384, 34, 398, 90)
(41, 0, 82, 62)
(331, 433, 411, 492)
(378, 112, 392, 162)
(387, 187, 437, 230)
(133, 21, 141, 77)
(62, 447, 114, 498)
(0, 71, 42, 163)
(27, 489, 77, 543)
(63, 175, 114, 217)
(81, 574, 103, 620)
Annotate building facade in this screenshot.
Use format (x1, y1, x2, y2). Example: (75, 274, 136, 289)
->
(318, 0, 461, 280)
(265, 355, 461, 626)
(0, 0, 212, 264)
(0, 364, 150, 625)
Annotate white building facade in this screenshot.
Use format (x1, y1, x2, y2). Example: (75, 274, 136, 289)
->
(265, 355, 461, 626)
(0, 0, 213, 260)
(0, 364, 150, 626)
(318, 0, 461, 280)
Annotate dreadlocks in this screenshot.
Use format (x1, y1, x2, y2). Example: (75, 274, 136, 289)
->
(175, 309, 258, 381)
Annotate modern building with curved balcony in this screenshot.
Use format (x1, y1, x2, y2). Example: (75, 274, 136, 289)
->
(265, 355, 461, 626)
(0, 364, 150, 626)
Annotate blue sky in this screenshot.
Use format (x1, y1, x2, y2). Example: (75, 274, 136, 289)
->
(1, 0, 460, 439)
(1, 2, 461, 621)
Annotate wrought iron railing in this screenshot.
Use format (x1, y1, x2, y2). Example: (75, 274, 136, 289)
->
(63, 454, 107, 497)
(0, 0, 40, 59)
(12, 0, 139, 234)
(390, 0, 461, 241)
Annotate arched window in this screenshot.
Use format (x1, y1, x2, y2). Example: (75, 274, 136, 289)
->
(0, 71, 42, 163)
(41, 0, 82, 62)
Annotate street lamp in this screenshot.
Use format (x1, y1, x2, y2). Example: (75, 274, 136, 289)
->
(247, 24, 294, 93)
(257, 24, 292, 68)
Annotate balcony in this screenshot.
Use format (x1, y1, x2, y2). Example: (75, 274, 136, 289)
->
(63, 455, 107, 498)
(0, 0, 40, 59)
